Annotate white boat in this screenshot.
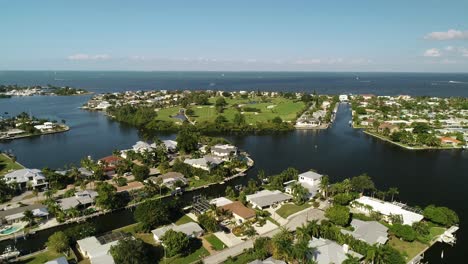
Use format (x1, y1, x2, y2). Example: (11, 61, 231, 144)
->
(0, 245, 20, 260)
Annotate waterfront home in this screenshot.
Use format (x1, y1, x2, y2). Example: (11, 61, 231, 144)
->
(95, 101, 111, 110)
(378, 122, 400, 134)
(220, 201, 256, 224)
(308, 238, 363, 264)
(161, 139, 178, 152)
(33, 122, 55, 131)
(78, 167, 94, 178)
(3, 168, 48, 191)
(210, 197, 234, 207)
(248, 257, 286, 264)
(440, 137, 462, 146)
(285, 171, 322, 198)
(353, 196, 423, 225)
(57, 190, 98, 211)
(77, 232, 130, 264)
(341, 219, 389, 245)
(45, 256, 68, 264)
(146, 171, 188, 189)
(152, 222, 204, 242)
(0, 204, 49, 225)
(246, 190, 293, 209)
(184, 156, 223, 171)
(339, 94, 349, 102)
(132, 141, 153, 153)
(99, 156, 123, 176)
(210, 144, 238, 161)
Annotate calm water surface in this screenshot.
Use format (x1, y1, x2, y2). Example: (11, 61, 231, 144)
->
(0, 72, 467, 263)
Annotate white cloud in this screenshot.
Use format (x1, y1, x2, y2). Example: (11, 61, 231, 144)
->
(424, 29, 468, 40)
(294, 59, 322, 65)
(67, 54, 111, 61)
(424, 48, 441, 57)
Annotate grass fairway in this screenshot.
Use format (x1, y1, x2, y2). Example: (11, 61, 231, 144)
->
(0, 153, 24, 176)
(205, 234, 226, 251)
(185, 96, 305, 124)
(155, 106, 183, 122)
(275, 202, 312, 218)
(388, 236, 427, 261)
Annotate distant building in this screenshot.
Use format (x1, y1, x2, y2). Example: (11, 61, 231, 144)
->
(339, 94, 349, 102)
(146, 172, 188, 189)
(3, 168, 48, 190)
(161, 140, 178, 152)
(152, 222, 204, 242)
(341, 219, 389, 245)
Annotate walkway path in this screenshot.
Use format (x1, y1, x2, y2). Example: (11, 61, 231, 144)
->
(203, 208, 326, 264)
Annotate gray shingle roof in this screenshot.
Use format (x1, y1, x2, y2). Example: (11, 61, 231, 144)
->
(246, 190, 292, 208)
(341, 219, 389, 245)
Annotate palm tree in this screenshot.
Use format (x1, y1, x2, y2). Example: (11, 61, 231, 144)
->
(295, 224, 312, 242)
(22, 210, 35, 227)
(343, 254, 361, 264)
(307, 220, 321, 238)
(320, 176, 330, 199)
(292, 239, 315, 264)
(387, 187, 399, 202)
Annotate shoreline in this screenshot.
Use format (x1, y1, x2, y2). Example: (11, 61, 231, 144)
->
(363, 130, 463, 150)
(0, 125, 70, 141)
(0, 156, 254, 243)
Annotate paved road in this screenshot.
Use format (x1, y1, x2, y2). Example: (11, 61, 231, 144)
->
(203, 208, 325, 264)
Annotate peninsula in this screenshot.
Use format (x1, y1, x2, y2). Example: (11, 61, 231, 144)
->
(0, 112, 69, 140)
(0, 84, 91, 97)
(83, 89, 338, 133)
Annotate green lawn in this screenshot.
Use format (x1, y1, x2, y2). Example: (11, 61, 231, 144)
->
(0, 153, 24, 176)
(175, 214, 195, 225)
(151, 96, 306, 127)
(224, 251, 258, 264)
(155, 106, 183, 123)
(205, 234, 226, 251)
(275, 202, 312, 218)
(388, 236, 427, 261)
(16, 250, 73, 264)
(164, 246, 209, 264)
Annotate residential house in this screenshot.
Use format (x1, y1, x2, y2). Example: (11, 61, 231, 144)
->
(132, 141, 153, 153)
(161, 140, 178, 152)
(0, 204, 49, 225)
(378, 122, 400, 134)
(3, 168, 48, 190)
(246, 190, 292, 209)
(220, 201, 256, 224)
(147, 172, 188, 189)
(211, 144, 238, 160)
(353, 196, 423, 225)
(57, 190, 98, 211)
(308, 238, 363, 264)
(341, 219, 389, 245)
(99, 156, 123, 176)
(287, 171, 323, 198)
(184, 156, 223, 171)
(152, 222, 204, 242)
(34, 122, 55, 131)
(77, 232, 130, 264)
(248, 257, 286, 264)
(440, 137, 461, 146)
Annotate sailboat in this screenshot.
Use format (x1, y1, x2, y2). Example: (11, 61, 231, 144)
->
(441, 250, 444, 259)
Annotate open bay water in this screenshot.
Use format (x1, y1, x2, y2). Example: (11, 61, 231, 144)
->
(0, 71, 468, 263)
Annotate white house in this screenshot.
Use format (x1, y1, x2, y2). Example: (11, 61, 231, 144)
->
(161, 140, 178, 152)
(34, 122, 55, 131)
(308, 238, 362, 264)
(96, 101, 111, 110)
(246, 190, 292, 209)
(152, 222, 204, 242)
(353, 196, 423, 225)
(77, 232, 129, 264)
(4, 168, 48, 190)
(184, 156, 223, 171)
(210, 144, 238, 160)
(289, 171, 323, 198)
(339, 94, 349, 102)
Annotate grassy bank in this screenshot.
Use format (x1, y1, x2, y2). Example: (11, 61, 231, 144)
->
(0, 153, 24, 176)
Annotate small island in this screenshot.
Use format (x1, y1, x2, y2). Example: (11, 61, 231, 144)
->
(0, 112, 69, 140)
(350, 94, 468, 149)
(0, 84, 91, 97)
(83, 89, 338, 133)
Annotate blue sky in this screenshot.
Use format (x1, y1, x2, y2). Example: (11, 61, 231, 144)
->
(1, 0, 467, 72)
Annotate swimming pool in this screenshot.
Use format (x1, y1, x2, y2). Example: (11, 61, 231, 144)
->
(0, 226, 21, 235)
